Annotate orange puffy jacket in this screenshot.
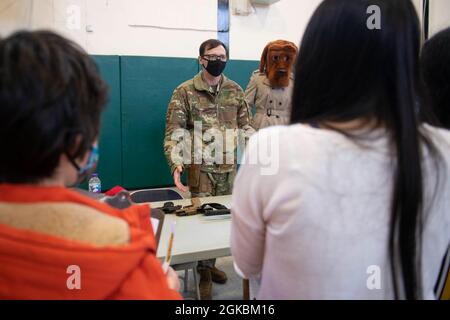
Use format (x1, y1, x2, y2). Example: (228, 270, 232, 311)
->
(0, 184, 181, 300)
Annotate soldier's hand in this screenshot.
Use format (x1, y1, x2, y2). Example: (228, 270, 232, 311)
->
(173, 166, 187, 193)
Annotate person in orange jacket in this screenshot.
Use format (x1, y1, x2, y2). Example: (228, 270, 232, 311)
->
(0, 30, 181, 300)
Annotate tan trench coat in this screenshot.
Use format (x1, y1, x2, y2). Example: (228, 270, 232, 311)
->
(244, 70, 294, 130)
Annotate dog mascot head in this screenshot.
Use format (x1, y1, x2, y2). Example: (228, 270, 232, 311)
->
(259, 40, 298, 88)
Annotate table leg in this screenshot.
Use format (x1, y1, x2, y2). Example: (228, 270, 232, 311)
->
(243, 279, 250, 300)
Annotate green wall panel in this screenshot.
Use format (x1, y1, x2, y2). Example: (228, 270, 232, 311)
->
(91, 55, 122, 191)
(225, 60, 259, 91)
(120, 56, 198, 189)
(224, 60, 259, 115)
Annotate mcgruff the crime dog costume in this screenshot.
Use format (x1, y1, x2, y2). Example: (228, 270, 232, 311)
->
(245, 40, 298, 130)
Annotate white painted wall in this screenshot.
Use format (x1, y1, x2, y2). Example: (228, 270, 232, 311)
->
(229, 0, 322, 60)
(429, 0, 450, 36)
(0, 0, 320, 60)
(0, 0, 219, 58)
(0, 0, 448, 60)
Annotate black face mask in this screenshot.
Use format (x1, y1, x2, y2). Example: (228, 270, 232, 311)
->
(203, 59, 227, 77)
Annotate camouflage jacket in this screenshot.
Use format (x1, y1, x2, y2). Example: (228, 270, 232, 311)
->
(164, 72, 255, 174)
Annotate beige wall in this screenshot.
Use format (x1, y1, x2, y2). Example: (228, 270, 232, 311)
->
(429, 0, 450, 36)
(229, 0, 322, 60)
(0, 0, 448, 59)
(0, 0, 321, 60)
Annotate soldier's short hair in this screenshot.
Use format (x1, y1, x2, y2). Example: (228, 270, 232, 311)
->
(199, 39, 229, 58)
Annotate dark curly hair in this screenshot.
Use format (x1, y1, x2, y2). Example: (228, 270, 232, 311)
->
(0, 30, 108, 183)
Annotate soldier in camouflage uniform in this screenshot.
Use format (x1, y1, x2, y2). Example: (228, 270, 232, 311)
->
(164, 39, 255, 300)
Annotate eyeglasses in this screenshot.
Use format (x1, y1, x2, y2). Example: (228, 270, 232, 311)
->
(202, 55, 228, 62)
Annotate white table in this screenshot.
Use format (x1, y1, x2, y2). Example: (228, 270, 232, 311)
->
(153, 195, 232, 265)
(151, 195, 248, 300)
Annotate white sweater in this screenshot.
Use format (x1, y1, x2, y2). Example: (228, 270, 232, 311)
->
(231, 124, 450, 300)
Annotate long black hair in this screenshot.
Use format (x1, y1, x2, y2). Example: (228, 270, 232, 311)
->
(291, 0, 434, 299)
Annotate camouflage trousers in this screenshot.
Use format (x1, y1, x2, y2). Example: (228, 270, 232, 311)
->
(189, 169, 235, 270)
(189, 170, 236, 198)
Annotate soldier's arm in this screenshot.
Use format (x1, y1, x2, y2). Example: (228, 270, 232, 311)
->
(164, 87, 189, 175)
(244, 73, 258, 109)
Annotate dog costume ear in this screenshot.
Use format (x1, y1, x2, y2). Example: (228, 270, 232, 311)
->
(259, 43, 271, 73)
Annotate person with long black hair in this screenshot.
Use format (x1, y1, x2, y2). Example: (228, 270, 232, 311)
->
(231, 0, 450, 299)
